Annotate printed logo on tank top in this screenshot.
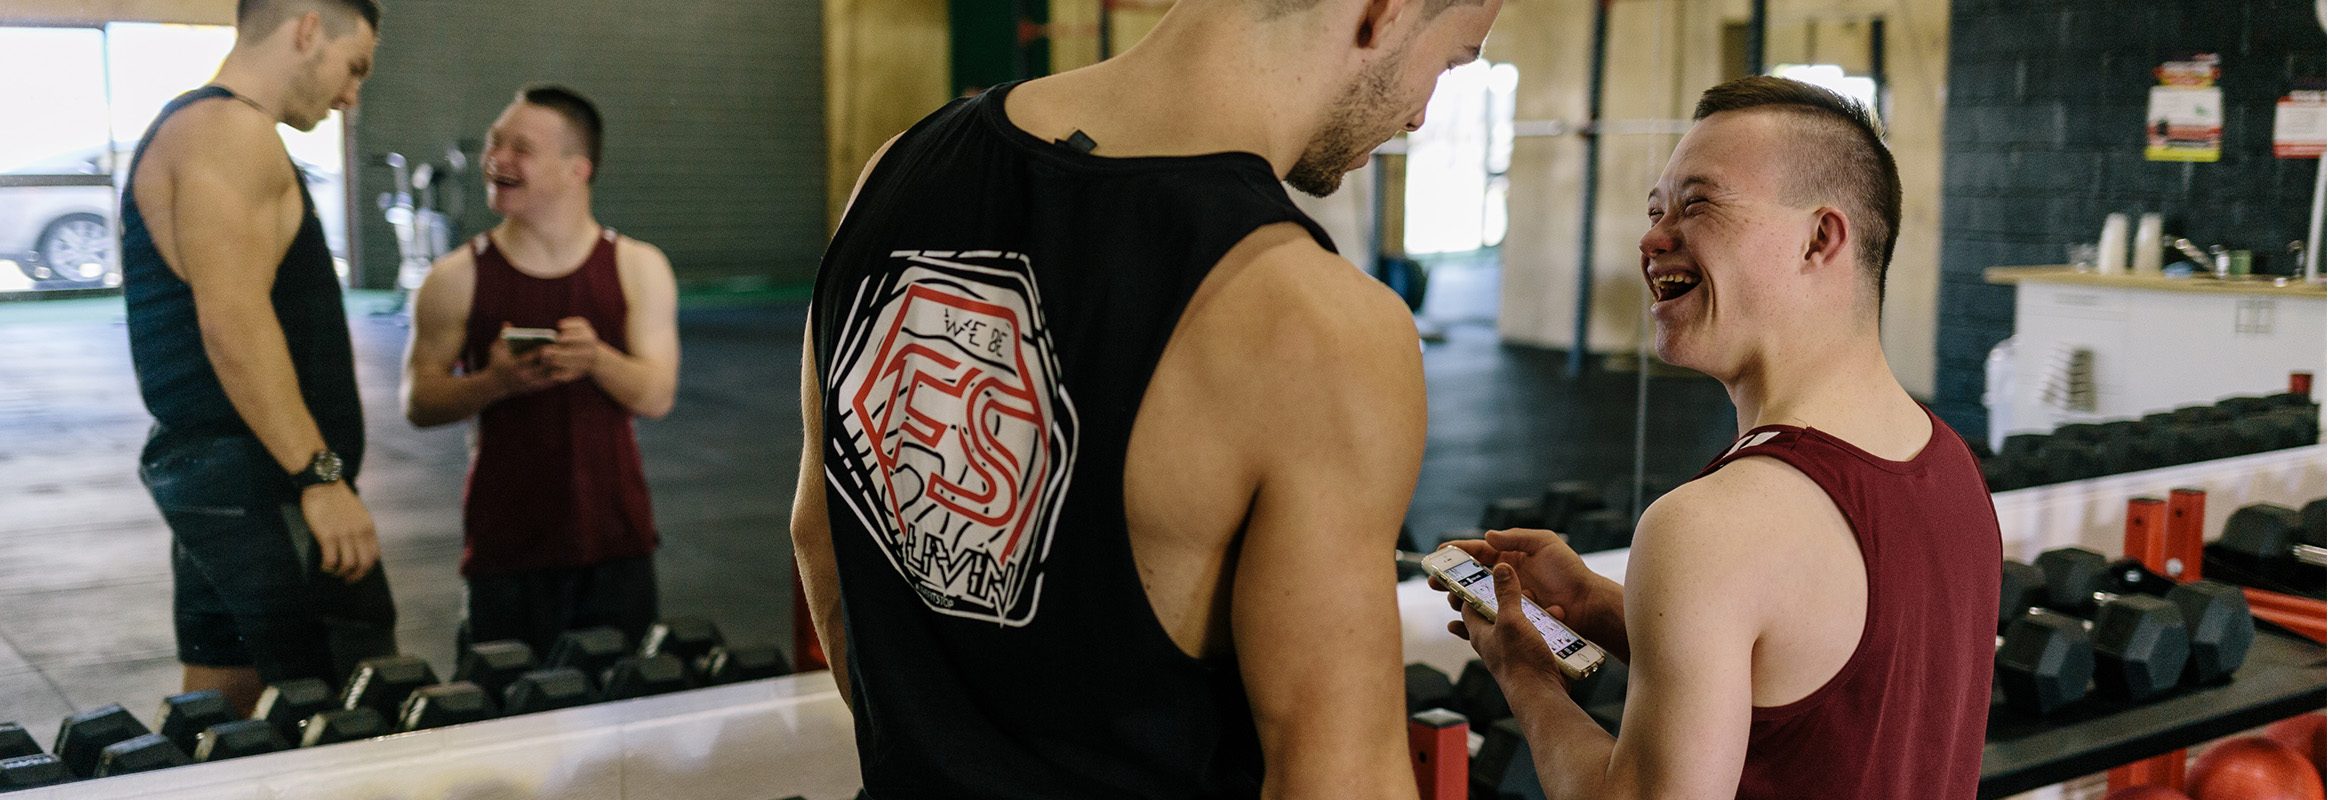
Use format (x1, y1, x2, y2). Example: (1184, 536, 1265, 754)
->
(826, 250, 1080, 627)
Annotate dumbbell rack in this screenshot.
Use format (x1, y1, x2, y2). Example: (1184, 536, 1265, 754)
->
(1978, 627, 2324, 798)
(1979, 488, 2328, 798)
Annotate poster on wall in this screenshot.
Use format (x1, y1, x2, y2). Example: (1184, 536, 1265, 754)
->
(2275, 90, 2325, 159)
(2145, 54, 2222, 163)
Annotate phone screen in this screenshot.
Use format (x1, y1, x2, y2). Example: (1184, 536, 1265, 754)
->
(1437, 555, 1592, 661)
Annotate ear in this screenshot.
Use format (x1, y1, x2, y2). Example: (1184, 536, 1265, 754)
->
(293, 10, 325, 53)
(1803, 206, 1852, 273)
(1356, 0, 1415, 50)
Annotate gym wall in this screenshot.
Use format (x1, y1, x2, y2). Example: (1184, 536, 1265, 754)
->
(1492, 0, 1949, 400)
(2, 0, 229, 25)
(824, 0, 950, 231)
(356, 0, 826, 289)
(1933, 0, 2327, 441)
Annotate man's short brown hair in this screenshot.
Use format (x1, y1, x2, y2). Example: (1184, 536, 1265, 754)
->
(516, 84, 604, 181)
(237, 0, 381, 36)
(1693, 76, 1901, 305)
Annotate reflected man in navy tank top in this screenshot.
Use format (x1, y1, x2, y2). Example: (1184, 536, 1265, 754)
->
(1441, 77, 2001, 799)
(402, 86, 680, 656)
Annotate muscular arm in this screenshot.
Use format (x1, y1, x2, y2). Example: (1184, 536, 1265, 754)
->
(585, 240, 680, 418)
(1502, 464, 1847, 799)
(791, 329, 849, 706)
(402, 250, 520, 427)
(1210, 233, 1427, 800)
(787, 133, 898, 707)
(162, 105, 376, 581)
(171, 111, 329, 474)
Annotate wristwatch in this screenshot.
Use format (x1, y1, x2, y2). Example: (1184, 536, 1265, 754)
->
(290, 448, 345, 489)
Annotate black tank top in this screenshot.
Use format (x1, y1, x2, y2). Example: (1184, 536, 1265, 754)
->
(811, 81, 1333, 799)
(121, 86, 364, 482)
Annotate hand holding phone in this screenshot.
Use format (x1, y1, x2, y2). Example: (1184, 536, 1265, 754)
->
(1422, 545, 1607, 679)
(501, 326, 558, 357)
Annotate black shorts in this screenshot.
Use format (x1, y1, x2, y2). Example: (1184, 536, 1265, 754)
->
(143, 429, 397, 684)
(464, 555, 659, 657)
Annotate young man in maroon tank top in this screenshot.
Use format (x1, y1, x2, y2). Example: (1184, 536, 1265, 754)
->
(1441, 77, 2002, 798)
(403, 86, 681, 655)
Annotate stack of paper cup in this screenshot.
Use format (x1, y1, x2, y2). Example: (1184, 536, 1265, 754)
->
(2131, 212, 2164, 274)
(2097, 213, 2129, 274)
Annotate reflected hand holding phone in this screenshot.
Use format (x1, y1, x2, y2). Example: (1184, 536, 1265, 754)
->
(501, 326, 557, 357)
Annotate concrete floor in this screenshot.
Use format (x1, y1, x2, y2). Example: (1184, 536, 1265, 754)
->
(0, 268, 1737, 748)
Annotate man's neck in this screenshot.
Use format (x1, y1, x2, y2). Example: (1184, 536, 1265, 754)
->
(209, 56, 292, 127)
(495, 204, 600, 266)
(1724, 326, 1925, 456)
(1032, 5, 1339, 175)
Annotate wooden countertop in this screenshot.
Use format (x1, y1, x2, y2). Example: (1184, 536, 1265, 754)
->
(1985, 265, 2328, 297)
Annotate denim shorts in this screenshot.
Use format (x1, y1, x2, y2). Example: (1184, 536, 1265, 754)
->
(141, 427, 397, 685)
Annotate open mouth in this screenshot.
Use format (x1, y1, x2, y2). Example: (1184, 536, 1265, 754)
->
(489, 174, 524, 190)
(1648, 268, 1701, 303)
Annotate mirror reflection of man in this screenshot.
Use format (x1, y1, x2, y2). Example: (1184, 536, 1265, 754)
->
(1441, 77, 2001, 799)
(121, 0, 392, 716)
(402, 86, 680, 657)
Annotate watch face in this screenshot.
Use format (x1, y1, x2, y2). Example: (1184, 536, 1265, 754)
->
(317, 451, 342, 481)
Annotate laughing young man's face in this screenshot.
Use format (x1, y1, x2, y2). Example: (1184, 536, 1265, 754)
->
(1637, 110, 1825, 380)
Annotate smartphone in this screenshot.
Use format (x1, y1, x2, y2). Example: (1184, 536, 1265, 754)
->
(502, 327, 558, 356)
(1421, 545, 1606, 679)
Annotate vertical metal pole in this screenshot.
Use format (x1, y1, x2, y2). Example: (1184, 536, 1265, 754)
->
(1868, 16, 1888, 120)
(1567, 0, 1611, 377)
(1745, 0, 1768, 76)
(1097, 0, 1112, 61)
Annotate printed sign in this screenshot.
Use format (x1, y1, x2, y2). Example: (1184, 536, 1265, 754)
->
(2275, 91, 2325, 159)
(2146, 55, 2223, 163)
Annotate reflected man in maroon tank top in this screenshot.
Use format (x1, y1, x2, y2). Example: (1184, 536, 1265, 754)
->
(1438, 77, 2002, 799)
(401, 86, 682, 655)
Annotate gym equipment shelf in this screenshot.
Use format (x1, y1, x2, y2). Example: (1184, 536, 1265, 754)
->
(1978, 626, 2326, 798)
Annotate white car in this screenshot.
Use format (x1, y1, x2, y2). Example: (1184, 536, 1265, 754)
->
(0, 146, 345, 292)
(0, 149, 118, 290)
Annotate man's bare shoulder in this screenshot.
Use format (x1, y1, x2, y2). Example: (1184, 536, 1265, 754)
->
(142, 100, 293, 191)
(613, 236, 671, 267)
(1188, 223, 1419, 373)
(1631, 457, 1842, 585)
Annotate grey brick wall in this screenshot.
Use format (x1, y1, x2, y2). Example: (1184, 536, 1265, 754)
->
(1935, 0, 2324, 440)
(350, 0, 824, 288)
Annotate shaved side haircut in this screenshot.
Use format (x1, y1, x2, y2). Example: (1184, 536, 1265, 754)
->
(237, 0, 381, 37)
(1693, 75, 1901, 304)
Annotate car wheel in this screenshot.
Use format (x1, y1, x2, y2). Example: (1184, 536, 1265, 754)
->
(35, 213, 115, 287)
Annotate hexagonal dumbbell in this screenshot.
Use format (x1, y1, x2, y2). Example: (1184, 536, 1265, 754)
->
(342, 655, 440, 719)
(2029, 549, 2195, 703)
(193, 719, 289, 762)
(53, 704, 150, 779)
(454, 641, 539, 705)
(255, 678, 337, 744)
(155, 690, 236, 758)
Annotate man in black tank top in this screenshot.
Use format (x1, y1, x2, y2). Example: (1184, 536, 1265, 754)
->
(120, 0, 390, 716)
(794, 1, 1503, 797)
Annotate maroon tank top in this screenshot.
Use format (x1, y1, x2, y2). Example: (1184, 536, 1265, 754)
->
(1696, 406, 1999, 799)
(458, 228, 657, 578)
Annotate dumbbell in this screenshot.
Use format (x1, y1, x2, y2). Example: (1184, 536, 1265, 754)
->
(255, 678, 337, 744)
(399, 681, 498, 732)
(548, 627, 630, 686)
(641, 618, 725, 666)
(1403, 663, 1457, 716)
(503, 667, 596, 715)
(343, 654, 439, 719)
(0, 754, 67, 789)
(93, 733, 188, 777)
(1997, 553, 2187, 710)
(455, 640, 540, 702)
(602, 655, 691, 701)
(2033, 548, 2253, 694)
(192, 719, 289, 762)
(0, 722, 39, 761)
(155, 690, 235, 758)
(697, 644, 791, 685)
(300, 707, 388, 747)
(2214, 504, 2328, 588)
(53, 704, 149, 779)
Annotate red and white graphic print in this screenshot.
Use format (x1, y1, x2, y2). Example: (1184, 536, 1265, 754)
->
(826, 251, 1077, 626)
